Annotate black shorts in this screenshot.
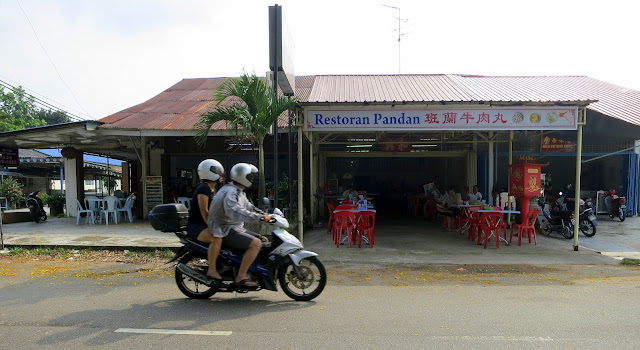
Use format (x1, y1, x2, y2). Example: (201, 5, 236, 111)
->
(222, 227, 260, 250)
(186, 222, 209, 240)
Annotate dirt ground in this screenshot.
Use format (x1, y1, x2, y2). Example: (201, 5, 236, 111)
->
(2, 249, 639, 288)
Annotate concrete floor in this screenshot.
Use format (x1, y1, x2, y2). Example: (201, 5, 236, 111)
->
(2, 212, 639, 265)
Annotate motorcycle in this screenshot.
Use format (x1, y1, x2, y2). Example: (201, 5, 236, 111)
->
(537, 196, 574, 239)
(26, 191, 47, 223)
(566, 197, 597, 237)
(605, 189, 626, 222)
(149, 201, 326, 301)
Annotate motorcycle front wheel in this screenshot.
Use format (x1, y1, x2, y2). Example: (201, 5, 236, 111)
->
(278, 256, 327, 301)
(175, 253, 218, 299)
(579, 218, 596, 237)
(618, 208, 626, 222)
(562, 225, 574, 239)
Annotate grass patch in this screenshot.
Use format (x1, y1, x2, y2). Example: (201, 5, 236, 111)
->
(621, 258, 640, 266)
(3, 246, 175, 262)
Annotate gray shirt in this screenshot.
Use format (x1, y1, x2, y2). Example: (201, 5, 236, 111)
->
(208, 183, 263, 238)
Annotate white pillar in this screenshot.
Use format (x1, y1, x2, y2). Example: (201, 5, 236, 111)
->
(297, 125, 304, 241)
(573, 110, 585, 250)
(63, 158, 79, 217)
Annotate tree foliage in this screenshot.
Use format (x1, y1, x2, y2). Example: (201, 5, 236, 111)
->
(0, 86, 46, 132)
(37, 109, 71, 125)
(195, 72, 297, 198)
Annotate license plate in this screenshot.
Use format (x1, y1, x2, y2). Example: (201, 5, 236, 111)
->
(588, 214, 596, 221)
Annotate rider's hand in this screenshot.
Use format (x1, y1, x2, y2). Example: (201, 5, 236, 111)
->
(259, 235, 268, 242)
(261, 214, 271, 222)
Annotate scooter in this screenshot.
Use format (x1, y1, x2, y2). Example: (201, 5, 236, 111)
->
(149, 202, 326, 301)
(26, 191, 47, 223)
(537, 196, 574, 239)
(605, 189, 626, 222)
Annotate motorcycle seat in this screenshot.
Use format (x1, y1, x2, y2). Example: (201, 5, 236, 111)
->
(550, 210, 571, 218)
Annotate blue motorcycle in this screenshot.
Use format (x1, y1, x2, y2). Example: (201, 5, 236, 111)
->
(149, 203, 326, 301)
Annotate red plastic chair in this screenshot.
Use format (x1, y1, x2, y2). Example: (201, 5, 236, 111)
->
(355, 210, 376, 248)
(333, 211, 356, 247)
(335, 204, 357, 211)
(510, 209, 539, 246)
(479, 212, 508, 249)
(423, 197, 437, 221)
(463, 206, 482, 240)
(327, 203, 336, 234)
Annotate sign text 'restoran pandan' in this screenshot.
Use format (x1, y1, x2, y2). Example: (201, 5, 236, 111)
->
(304, 107, 578, 131)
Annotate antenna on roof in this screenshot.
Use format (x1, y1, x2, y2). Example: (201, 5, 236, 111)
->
(382, 4, 410, 74)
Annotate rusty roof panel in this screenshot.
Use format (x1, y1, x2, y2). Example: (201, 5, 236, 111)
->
(99, 74, 640, 130)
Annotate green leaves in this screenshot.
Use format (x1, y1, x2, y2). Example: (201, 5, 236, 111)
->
(0, 86, 47, 132)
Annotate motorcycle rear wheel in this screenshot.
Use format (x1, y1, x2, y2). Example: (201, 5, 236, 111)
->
(579, 218, 596, 237)
(619, 209, 626, 222)
(175, 253, 218, 299)
(278, 256, 326, 301)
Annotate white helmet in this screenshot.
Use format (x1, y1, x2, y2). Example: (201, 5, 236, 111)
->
(197, 159, 224, 182)
(230, 163, 259, 187)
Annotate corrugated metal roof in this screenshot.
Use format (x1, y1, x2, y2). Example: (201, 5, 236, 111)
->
(99, 74, 640, 130)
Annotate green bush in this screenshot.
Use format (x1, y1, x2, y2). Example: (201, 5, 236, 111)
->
(0, 176, 25, 205)
(49, 193, 65, 216)
(37, 192, 51, 205)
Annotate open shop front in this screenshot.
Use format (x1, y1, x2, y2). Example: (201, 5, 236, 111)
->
(300, 104, 591, 248)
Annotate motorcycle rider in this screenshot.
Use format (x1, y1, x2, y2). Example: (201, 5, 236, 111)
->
(185, 159, 225, 280)
(208, 163, 270, 288)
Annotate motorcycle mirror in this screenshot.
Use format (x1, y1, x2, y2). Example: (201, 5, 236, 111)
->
(261, 197, 271, 209)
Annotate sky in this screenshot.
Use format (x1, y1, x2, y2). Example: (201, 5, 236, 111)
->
(1, 0, 639, 120)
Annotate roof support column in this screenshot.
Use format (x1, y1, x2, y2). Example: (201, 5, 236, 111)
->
(488, 131, 494, 205)
(297, 125, 304, 241)
(141, 136, 149, 219)
(63, 156, 83, 217)
(508, 130, 514, 225)
(309, 132, 317, 227)
(572, 109, 585, 251)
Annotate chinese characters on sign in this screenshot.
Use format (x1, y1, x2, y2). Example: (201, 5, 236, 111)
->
(0, 148, 19, 166)
(540, 136, 576, 153)
(305, 107, 578, 131)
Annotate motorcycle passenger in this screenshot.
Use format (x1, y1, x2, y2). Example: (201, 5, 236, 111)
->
(185, 159, 225, 280)
(208, 163, 270, 288)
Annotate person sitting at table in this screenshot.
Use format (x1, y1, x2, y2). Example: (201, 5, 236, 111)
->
(461, 186, 470, 202)
(468, 185, 483, 203)
(341, 188, 358, 200)
(436, 187, 461, 231)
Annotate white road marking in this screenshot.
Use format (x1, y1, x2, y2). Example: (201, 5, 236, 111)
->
(115, 328, 232, 336)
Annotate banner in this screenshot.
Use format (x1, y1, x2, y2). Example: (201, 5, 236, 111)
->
(540, 136, 576, 153)
(304, 106, 578, 131)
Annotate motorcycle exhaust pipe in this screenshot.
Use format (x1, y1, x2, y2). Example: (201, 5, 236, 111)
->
(176, 263, 214, 286)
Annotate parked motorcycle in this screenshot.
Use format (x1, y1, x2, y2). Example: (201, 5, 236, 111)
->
(149, 202, 326, 301)
(566, 197, 597, 237)
(537, 196, 574, 239)
(26, 191, 47, 223)
(605, 189, 626, 221)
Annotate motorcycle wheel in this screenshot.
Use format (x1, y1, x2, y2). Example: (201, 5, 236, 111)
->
(579, 218, 596, 237)
(619, 209, 626, 222)
(41, 213, 48, 222)
(175, 253, 218, 299)
(562, 225, 574, 239)
(278, 256, 327, 301)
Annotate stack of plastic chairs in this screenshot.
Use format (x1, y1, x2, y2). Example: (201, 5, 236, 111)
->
(355, 210, 376, 247)
(332, 211, 356, 247)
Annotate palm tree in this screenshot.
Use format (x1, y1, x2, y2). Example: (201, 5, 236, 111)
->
(195, 72, 297, 198)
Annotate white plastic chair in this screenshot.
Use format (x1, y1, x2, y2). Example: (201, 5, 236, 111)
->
(101, 196, 119, 225)
(177, 196, 191, 210)
(117, 195, 136, 223)
(76, 199, 95, 225)
(85, 196, 101, 222)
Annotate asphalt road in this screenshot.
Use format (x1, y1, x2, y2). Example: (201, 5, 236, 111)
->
(1, 260, 639, 350)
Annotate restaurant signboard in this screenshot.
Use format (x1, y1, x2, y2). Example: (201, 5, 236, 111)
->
(0, 148, 19, 166)
(304, 106, 578, 131)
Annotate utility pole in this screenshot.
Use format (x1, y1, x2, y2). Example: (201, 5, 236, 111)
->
(382, 4, 409, 74)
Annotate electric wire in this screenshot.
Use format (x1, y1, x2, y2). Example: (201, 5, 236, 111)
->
(15, 0, 93, 119)
(0, 79, 86, 122)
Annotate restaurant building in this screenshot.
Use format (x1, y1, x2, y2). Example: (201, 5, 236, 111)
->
(1, 74, 639, 237)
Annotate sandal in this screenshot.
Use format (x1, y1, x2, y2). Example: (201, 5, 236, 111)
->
(205, 276, 223, 287)
(235, 278, 258, 288)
